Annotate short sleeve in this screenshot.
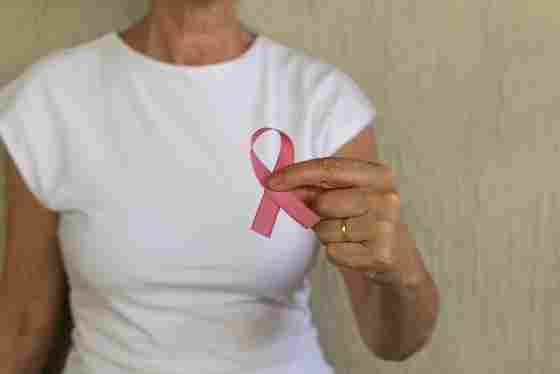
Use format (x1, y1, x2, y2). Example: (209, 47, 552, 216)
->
(0, 61, 62, 211)
(311, 68, 377, 158)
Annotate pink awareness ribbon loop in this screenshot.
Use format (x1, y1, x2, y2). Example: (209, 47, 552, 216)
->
(250, 127, 321, 238)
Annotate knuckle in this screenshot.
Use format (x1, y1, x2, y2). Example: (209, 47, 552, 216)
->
(380, 164, 397, 188)
(369, 240, 396, 268)
(403, 271, 429, 288)
(373, 252, 396, 268)
(355, 190, 370, 212)
(340, 190, 362, 215)
(384, 192, 401, 211)
(318, 158, 341, 188)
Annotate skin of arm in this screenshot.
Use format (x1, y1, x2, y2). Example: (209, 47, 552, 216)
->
(329, 124, 440, 361)
(0, 151, 71, 374)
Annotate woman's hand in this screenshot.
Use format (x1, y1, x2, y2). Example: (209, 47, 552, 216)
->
(266, 157, 426, 288)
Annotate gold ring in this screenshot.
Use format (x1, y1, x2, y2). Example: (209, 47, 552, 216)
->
(340, 218, 350, 242)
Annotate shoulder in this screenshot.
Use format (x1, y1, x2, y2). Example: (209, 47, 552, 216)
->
(260, 35, 358, 95)
(2, 33, 110, 98)
(38, 33, 110, 73)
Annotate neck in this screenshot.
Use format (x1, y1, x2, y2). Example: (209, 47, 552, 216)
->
(122, 0, 254, 66)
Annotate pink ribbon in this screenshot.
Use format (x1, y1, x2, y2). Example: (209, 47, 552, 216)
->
(250, 127, 321, 238)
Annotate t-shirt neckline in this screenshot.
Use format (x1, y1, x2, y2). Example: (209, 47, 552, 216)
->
(108, 30, 263, 75)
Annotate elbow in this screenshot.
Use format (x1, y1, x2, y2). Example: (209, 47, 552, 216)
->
(369, 333, 433, 362)
(370, 347, 415, 363)
(376, 347, 420, 362)
(371, 345, 421, 362)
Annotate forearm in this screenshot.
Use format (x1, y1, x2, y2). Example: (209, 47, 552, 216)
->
(1, 300, 71, 374)
(340, 223, 440, 361)
(364, 268, 439, 361)
(15, 329, 56, 374)
(0, 320, 51, 374)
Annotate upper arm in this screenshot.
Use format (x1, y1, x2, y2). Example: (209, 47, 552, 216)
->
(331, 122, 379, 162)
(1, 148, 68, 332)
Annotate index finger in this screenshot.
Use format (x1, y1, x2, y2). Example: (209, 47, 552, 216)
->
(267, 157, 395, 191)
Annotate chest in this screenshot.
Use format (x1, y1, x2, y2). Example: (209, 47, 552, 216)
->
(57, 83, 319, 295)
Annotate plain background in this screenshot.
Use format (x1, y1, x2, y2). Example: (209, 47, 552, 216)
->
(1, 1, 559, 373)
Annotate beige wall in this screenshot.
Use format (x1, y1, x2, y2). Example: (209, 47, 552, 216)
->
(2, 1, 559, 373)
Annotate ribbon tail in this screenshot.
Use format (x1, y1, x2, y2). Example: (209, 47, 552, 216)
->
(267, 190, 321, 229)
(250, 193, 280, 238)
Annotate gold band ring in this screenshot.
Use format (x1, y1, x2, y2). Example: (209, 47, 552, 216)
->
(340, 218, 350, 242)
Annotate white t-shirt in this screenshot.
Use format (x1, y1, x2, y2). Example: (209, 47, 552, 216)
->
(0, 29, 376, 374)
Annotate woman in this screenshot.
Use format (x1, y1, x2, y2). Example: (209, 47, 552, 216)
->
(0, 0, 440, 373)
